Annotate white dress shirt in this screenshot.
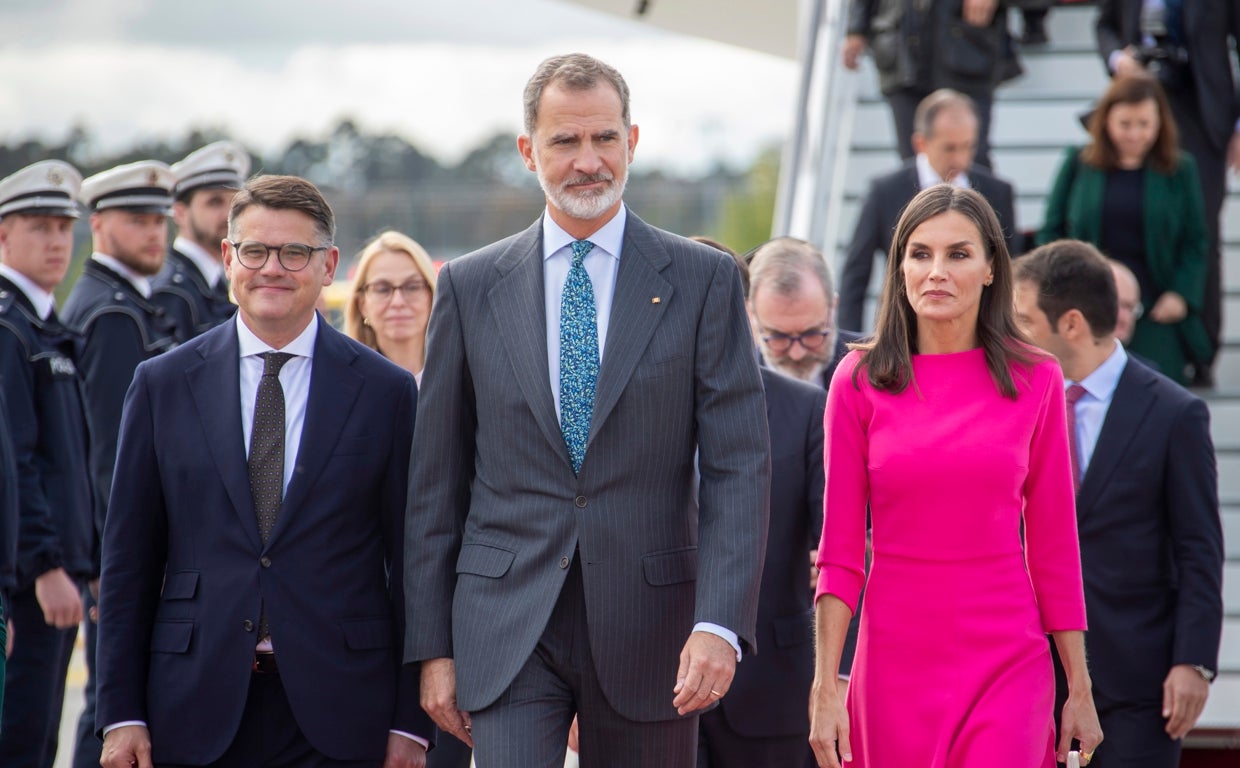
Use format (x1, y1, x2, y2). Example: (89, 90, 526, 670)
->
(0, 263, 56, 319)
(540, 207, 742, 660)
(92, 253, 153, 298)
(916, 153, 971, 190)
(173, 235, 225, 288)
(1066, 339, 1128, 478)
(237, 316, 316, 494)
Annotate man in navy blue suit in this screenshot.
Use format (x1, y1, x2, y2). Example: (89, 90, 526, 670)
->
(1014, 239, 1223, 768)
(97, 175, 431, 767)
(694, 239, 856, 767)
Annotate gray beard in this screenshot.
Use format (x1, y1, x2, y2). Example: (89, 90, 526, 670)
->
(538, 168, 627, 221)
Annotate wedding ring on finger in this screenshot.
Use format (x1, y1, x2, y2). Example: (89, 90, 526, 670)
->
(709, 689, 723, 698)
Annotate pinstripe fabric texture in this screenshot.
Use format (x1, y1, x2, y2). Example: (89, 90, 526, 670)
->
(405, 211, 771, 724)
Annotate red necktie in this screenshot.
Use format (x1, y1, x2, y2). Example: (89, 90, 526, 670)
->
(1065, 384, 1087, 492)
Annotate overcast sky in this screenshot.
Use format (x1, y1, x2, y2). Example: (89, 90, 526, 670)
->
(0, 0, 798, 175)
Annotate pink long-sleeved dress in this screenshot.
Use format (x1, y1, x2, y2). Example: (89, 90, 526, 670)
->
(816, 348, 1086, 768)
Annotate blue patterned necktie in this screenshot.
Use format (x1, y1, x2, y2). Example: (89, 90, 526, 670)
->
(560, 240, 599, 474)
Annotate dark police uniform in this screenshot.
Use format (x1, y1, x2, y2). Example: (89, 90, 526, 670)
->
(0, 275, 95, 764)
(153, 245, 235, 342)
(152, 140, 249, 343)
(61, 160, 177, 768)
(62, 259, 178, 514)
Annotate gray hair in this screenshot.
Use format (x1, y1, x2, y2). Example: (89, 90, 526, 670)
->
(523, 53, 631, 136)
(747, 237, 834, 302)
(913, 89, 978, 140)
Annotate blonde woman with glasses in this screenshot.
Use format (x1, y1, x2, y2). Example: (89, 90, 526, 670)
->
(346, 230, 436, 385)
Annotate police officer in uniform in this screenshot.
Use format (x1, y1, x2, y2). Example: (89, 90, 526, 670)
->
(0, 160, 95, 766)
(61, 161, 178, 768)
(154, 140, 249, 341)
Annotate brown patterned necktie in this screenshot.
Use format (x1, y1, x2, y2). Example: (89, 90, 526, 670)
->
(249, 351, 292, 640)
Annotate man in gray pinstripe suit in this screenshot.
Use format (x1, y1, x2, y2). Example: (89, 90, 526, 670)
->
(404, 54, 771, 767)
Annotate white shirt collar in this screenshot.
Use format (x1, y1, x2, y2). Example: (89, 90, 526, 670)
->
(236, 313, 319, 359)
(1069, 339, 1128, 401)
(173, 235, 225, 287)
(0, 263, 56, 319)
(92, 253, 153, 298)
(541, 205, 627, 262)
(916, 153, 970, 190)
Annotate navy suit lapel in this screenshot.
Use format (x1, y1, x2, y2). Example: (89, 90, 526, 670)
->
(488, 220, 566, 466)
(588, 214, 673, 446)
(185, 319, 260, 549)
(1076, 360, 1156, 515)
(274, 316, 363, 538)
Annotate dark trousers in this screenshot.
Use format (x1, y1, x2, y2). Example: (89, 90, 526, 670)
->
(426, 733, 472, 768)
(71, 589, 102, 768)
(1091, 702, 1182, 768)
(1169, 87, 1228, 366)
(697, 707, 814, 768)
(470, 557, 697, 768)
(887, 87, 995, 171)
(160, 672, 379, 768)
(0, 585, 79, 768)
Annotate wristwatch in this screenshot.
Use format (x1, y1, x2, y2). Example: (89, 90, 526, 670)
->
(1191, 665, 1216, 682)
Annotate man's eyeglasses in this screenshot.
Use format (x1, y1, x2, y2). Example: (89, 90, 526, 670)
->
(1119, 300, 1144, 321)
(229, 241, 327, 272)
(361, 281, 429, 301)
(761, 329, 832, 354)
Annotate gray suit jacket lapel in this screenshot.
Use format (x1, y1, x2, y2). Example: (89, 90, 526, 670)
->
(589, 215, 674, 446)
(488, 220, 567, 467)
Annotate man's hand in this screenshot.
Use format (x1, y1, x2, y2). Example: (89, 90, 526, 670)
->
(842, 35, 866, 70)
(1149, 291, 1188, 323)
(101, 724, 153, 768)
(89, 578, 100, 623)
(34, 568, 83, 628)
(1163, 664, 1210, 740)
(568, 714, 580, 753)
(962, 0, 998, 27)
(420, 657, 473, 747)
(1114, 48, 1148, 78)
(672, 631, 736, 715)
(808, 549, 821, 596)
(5, 619, 12, 658)
(383, 732, 427, 768)
(1227, 131, 1240, 175)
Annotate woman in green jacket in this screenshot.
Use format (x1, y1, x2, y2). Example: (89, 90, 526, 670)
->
(1038, 74, 1210, 386)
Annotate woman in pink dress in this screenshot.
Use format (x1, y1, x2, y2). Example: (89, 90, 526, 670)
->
(808, 185, 1103, 768)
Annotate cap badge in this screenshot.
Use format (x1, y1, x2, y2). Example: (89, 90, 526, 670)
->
(147, 170, 160, 185)
(47, 168, 64, 186)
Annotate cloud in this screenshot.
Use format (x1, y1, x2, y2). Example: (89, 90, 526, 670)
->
(0, 36, 795, 176)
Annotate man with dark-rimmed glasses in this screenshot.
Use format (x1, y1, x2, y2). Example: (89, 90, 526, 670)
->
(746, 237, 861, 388)
(97, 174, 432, 768)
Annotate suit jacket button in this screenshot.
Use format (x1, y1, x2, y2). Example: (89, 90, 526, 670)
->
(559, 556, 570, 569)
(243, 620, 254, 632)
(260, 556, 272, 568)
(574, 495, 587, 508)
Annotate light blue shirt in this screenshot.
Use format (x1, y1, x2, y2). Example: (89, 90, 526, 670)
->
(1067, 340, 1128, 479)
(540, 206, 743, 660)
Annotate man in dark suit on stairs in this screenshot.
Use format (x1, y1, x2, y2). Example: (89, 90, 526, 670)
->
(1014, 239, 1224, 767)
(838, 89, 1017, 332)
